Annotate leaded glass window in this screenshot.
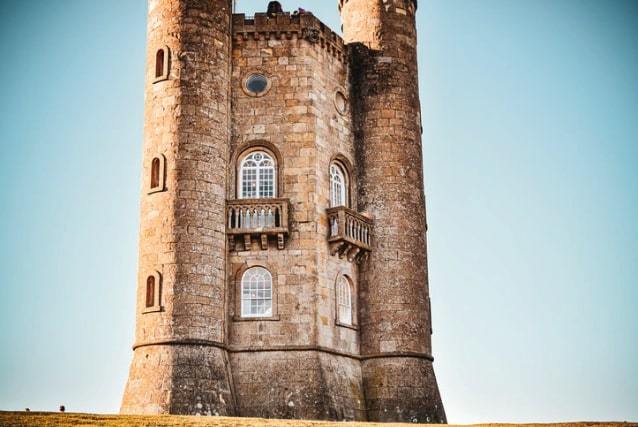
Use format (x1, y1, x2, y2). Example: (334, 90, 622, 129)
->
(241, 267, 273, 318)
(240, 151, 276, 199)
(330, 163, 347, 207)
(337, 276, 352, 325)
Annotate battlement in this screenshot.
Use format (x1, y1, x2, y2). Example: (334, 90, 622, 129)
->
(232, 12, 346, 62)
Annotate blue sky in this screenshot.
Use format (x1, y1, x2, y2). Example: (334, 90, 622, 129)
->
(0, 0, 636, 423)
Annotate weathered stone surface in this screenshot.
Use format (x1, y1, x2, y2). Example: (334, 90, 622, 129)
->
(344, 0, 446, 422)
(122, 0, 444, 423)
(121, 0, 235, 415)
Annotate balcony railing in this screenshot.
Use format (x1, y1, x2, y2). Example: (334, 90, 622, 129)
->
(227, 198, 290, 251)
(327, 206, 373, 262)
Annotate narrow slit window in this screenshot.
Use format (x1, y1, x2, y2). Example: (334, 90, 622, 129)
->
(145, 276, 155, 308)
(155, 49, 164, 78)
(148, 154, 166, 194)
(151, 157, 160, 189)
(153, 46, 170, 82)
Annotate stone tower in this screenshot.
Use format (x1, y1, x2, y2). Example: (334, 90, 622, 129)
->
(120, 0, 235, 415)
(122, 0, 445, 422)
(341, 0, 446, 422)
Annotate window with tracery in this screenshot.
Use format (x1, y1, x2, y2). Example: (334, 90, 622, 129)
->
(330, 163, 347, 207)
(337, 276, 353, 326)
(239, 151, 276, 199)
(241, 267, 273, 318)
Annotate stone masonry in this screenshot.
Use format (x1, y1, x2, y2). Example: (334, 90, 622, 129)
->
(121, 0, 446, 423)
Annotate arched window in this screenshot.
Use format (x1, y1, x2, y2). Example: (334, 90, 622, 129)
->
(150, 157, 160, 189)
(239, 151, 276, 199)
(330, 163, 347, 207)
(145, 276, 155, 308)
(143, 271, 162, 313)
(154, 46, 170, 82)
(148, 154, 166, 194)
(155, 49, 165, 78)
(337, 276, 352, 325)
(241, 267, 273, 318)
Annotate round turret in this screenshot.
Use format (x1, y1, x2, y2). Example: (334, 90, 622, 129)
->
(121, 0, 235, 416)
(340, 0, 447, 423)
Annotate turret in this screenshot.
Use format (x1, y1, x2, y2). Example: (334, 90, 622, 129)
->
(340, 0, 447, 422)
(121, 0, 235, 415)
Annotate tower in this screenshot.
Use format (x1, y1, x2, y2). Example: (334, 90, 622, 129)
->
(122, 0, 445, 422)
(341, 0, 446, 422)
(120, 0, 235, 415)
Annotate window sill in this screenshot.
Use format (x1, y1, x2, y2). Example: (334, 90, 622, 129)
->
(143, 305, 163, 314)
(147, 186, 165, 195)
(233, 315, 280, 322)
(152, 74, 169, 84)
(336, 320, 358, 331)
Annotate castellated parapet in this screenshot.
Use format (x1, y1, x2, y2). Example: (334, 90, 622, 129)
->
(121, 0, 445, 422)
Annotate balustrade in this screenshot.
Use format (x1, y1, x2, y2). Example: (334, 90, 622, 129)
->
(226, 198, 289, 250)
(326, 206, 373, 262)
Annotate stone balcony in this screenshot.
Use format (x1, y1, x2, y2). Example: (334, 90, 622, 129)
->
(226, 198, 290, 251)
(327, 206, 373, 262)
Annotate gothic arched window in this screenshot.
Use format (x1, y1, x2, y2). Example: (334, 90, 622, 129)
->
(336, 275, 353, 326)
(330, 163, 347, 207)
(239, 151, 276, 199)
(241, 267, 273, 318)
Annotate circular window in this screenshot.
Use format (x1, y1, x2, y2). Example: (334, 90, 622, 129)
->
(244, 73, 271, 97)
(334, 90, 348, 115)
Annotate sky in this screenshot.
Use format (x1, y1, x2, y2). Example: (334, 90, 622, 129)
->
(0, 0, 636, 423)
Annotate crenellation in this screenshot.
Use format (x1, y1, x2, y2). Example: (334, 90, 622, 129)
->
(232, 12, 346, 62)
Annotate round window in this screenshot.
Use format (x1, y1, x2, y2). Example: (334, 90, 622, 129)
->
(334, 90, 348, 115)
(245, 73, 270, 96)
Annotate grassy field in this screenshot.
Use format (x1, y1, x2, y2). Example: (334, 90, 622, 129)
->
(0, 413, 633, 427)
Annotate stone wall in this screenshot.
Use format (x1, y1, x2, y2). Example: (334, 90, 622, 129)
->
(227, 11, 364, 420)
(122, 0, 235, 415)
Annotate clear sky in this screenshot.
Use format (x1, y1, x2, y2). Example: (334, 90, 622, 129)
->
(0, 0, 636, 423)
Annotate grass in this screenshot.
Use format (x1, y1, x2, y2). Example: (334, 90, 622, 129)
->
(0, 413, 633, 427)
